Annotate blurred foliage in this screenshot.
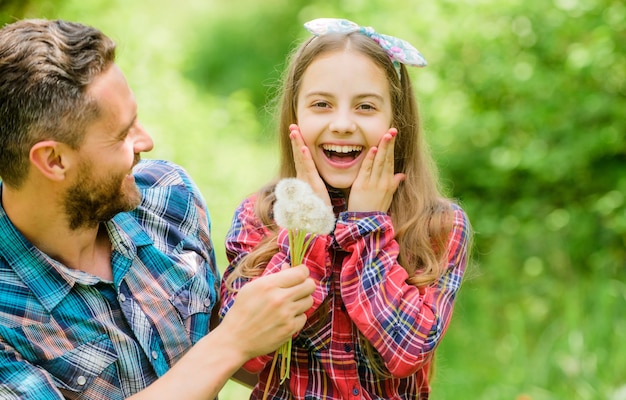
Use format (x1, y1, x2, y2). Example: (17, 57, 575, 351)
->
(2, 0, 624, 399)
(182, 1, 307, 116)
(0, 0, 63, 23)
(0, 0, 27, 22)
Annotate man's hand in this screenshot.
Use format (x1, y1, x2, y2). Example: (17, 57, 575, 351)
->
(219, 264, 315, 359)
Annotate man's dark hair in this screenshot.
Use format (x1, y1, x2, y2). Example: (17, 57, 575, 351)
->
(0, 19, 116, 187)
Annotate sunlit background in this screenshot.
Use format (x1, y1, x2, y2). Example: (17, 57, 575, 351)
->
(2, 0, 624, 399)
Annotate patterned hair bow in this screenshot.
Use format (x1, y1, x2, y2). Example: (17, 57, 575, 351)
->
(303, 18, 427, 77)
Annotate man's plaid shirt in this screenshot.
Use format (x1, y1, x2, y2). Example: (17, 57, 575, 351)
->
(0, 160, 219, 399)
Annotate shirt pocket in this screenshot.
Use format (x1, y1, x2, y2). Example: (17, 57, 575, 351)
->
(37, 333, 119, 394)
(169, 263, 213, 320)
(168, 249, 215, 344)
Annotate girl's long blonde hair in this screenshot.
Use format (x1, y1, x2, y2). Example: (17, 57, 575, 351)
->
(227, 31, 456, 376)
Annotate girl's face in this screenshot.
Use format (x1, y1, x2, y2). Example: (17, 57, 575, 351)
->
(296, 50, 393, 192)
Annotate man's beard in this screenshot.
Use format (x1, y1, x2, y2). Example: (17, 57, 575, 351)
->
(63, 160, 141, 230)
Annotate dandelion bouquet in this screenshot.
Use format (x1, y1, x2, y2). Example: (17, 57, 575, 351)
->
(266, 178, 335, 390)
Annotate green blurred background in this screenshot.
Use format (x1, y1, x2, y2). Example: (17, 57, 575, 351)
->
(2, 0, 624, 399)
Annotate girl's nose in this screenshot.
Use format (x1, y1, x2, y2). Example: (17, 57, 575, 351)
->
(329, 110, 356, 134)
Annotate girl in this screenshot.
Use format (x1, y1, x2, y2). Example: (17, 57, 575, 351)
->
(220, 18, 471, 400)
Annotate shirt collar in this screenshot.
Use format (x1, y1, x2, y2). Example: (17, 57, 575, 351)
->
(107, 210, 154, 284)
(0, 185, 153, 311)
(108, 211, 153, 257)
(328, 187, 347, 215)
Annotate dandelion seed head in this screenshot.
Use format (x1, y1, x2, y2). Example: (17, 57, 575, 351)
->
(275, 178, 311, 201)
(274, 178, 336, 234)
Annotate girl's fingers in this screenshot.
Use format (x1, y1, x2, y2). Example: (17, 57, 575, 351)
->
(359, 146, 376, 178)
(289, 124, 306, 175)
(379, 128, 397, 179)
(290, 125, 316, 180)
(384, 129, 397, 176)
(383, 130, 405, 192)
(366, 128, 396, 182)
(349, 128, 401, 212)
(289, 124, 332, 206)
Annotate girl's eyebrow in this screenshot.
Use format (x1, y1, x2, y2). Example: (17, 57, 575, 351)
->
(303, 91, 385, 102)
(302, 90, 334, 98)
(354, 93, 385, 102)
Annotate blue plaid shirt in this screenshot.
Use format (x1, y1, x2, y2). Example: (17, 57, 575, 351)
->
(0, 160, 219, 399)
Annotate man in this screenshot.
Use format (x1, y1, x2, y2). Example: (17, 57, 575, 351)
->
(0, 19, 314, 399)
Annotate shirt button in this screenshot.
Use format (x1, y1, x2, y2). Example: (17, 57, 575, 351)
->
(203, 297, 212, 308)
(344, 344, 352, 352)
(77, 376, 87, 386)
(151, 351, 159, 360)
(352, 387, 359, 396)
(118, 293, 126, 302)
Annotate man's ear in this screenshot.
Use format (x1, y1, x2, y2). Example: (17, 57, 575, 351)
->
(29, 141, 73, 181)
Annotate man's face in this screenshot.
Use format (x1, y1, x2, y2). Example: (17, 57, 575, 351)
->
(62, 64, 153, 230)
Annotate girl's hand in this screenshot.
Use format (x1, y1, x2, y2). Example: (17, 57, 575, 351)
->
(348, 128, 405, 212)
(289, 124, 331, 206)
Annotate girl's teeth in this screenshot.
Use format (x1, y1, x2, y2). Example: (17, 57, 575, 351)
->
(322, 144, 362, 153)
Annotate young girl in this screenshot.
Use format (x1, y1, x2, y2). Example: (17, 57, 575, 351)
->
(220, 18, 471, 400)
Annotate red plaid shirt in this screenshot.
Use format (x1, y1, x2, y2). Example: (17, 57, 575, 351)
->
(220, 191, 470, 399)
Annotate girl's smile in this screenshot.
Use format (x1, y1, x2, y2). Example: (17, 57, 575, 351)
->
(321, 143, 364, 167)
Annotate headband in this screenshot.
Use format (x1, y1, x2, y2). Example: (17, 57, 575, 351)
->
(303, 18, 427, 77)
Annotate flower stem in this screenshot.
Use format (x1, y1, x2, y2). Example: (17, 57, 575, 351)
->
(262, 349, 280, 400)
(275, 228, 310, 386)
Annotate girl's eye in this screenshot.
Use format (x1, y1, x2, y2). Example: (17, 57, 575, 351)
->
(312, 101, 330, 108)
(358, 103, 376, 111)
